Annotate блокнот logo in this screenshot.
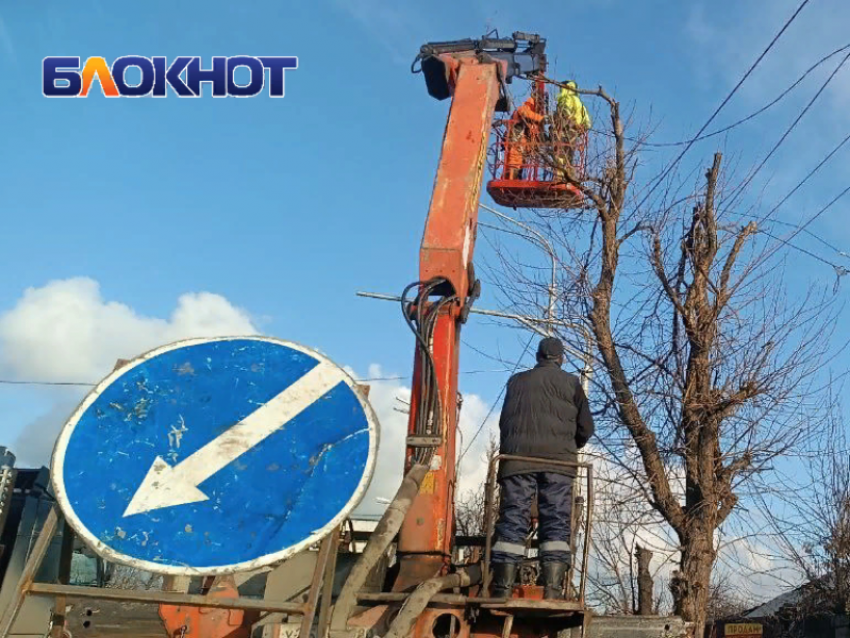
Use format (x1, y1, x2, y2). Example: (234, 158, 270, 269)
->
(43, 56, 298, 98)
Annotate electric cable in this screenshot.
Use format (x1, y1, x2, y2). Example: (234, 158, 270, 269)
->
(755, 227, 844, 269)
(762, 182, 850, 267)
(401, 278, 457, 464)
(0, 367, 516, 388)
(457, 333, 535, 465)
(639, 42, 850, 148)
(634, 0, 813, 212)
(728, 48, 850, 212)
(0, 379, 96, 387)
(541, 42, 850, 150)
(733, 129, 850, 230)
(722, 129, 850, 273)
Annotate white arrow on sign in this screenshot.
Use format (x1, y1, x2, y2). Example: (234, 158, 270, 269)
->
(123, 361, 347, 517)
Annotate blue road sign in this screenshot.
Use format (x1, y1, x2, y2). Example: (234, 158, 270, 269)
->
(50, 336, 379, 575)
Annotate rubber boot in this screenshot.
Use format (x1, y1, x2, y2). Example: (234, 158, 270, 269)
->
(542, 562, 568, 600)
(489, 562, 518, 599)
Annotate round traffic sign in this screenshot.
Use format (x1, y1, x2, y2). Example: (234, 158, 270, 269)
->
(51, 336, 379, 575)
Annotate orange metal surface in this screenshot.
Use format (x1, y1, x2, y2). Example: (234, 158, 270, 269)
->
(396, 56, 502, 580)
(395, 310, 462, 589)
(487, 112, 589, 210)
(159, 578, 257, 638)
(486, 179, 583, 209)
(418, 58, 503, 299)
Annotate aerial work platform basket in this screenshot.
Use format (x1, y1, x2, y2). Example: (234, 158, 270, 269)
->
(487, 107, 589, 210)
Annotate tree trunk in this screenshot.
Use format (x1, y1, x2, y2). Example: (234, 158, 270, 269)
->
(674, 528, 715, 635)
(635, 545, 653, 615)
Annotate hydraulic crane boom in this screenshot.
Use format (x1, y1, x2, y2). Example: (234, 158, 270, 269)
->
(334, 32, 593, 638)
(393, 32, 548, 591)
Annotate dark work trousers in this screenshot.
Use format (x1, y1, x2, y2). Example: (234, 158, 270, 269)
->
(491, 472, 573, 565)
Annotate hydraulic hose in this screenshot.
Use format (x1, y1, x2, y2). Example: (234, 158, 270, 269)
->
(330, 463, 430, 631)
(383, 566, 481, 638)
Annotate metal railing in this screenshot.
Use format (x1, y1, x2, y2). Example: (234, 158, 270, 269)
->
(489, 117, 589, 183)
(482, 454, 593, 604)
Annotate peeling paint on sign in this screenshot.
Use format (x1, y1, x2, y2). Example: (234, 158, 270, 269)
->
(51, 337, 380, 576)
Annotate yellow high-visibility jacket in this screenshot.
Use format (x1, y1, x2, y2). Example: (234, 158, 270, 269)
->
(556, 82, 592, 130)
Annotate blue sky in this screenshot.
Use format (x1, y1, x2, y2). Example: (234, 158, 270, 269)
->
(0, 0, 849, 595)
(0, 0, 843, 384)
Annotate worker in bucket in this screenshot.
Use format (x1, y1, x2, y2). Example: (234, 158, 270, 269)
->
(489, 336, 595, 600)
(552, 81, 591, 181)
(505, 95, 545, 180)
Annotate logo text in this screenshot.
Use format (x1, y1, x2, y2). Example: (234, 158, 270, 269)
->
(43, 56, 298, 98)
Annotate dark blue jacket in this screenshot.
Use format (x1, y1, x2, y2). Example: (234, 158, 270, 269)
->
(497, 360, 594, 478)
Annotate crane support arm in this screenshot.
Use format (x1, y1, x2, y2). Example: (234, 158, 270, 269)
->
(393, 56, 503, 590)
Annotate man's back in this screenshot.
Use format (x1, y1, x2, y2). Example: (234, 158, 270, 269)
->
(498, 360, 593, 478)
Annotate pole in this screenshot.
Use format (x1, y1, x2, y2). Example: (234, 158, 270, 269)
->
(479, 203, 558, 327)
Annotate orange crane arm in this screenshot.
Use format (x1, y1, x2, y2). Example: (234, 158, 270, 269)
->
(393, 57, 503, 589)
(393, 33, 548, 591)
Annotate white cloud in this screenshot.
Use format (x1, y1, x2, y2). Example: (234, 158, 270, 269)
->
(0, 277, 503, 511)
(349, 366, 411, 513)
(0, 278, 258, 383)
(0, 277, 259, 465)
(349, 365, 500, 517)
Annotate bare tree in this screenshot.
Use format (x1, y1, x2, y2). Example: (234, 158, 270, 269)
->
(483, 81, 839, 633)
(455, 436, 500, 565)
(704, 573, 752, 621)
(456, 436, 500, 538)
(766, 398, 850, 618)
(582, 453, 678, 615)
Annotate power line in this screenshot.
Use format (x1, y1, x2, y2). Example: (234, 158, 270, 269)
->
(756, 227, 844, 269)
(641, 43, 850, 148)
(728, 128, 850, 270)
(635, 0, 812, 211)
(761, 114, 850, 225)
(355, 368, 514, 382)
(730, 48, 850, 211)
(765, 182, 850, 262)
(0, 379, 95, 387)
(0, 367, 518, 389)
(457, 334, 535, 464)
(741, 213, 850, 259)
(734, 129, 850, 232)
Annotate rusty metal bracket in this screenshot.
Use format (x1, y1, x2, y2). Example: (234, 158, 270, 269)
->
(317, 526, 342, 638)
(298, 532, 336, 638)
(48, 520, 75, 638)
(0, 506, 61, 637)
(482, 454, 594, 605)
(405, 436, 442, 448)
(0, 505, 318, 638)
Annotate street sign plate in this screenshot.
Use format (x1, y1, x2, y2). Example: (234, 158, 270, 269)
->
(50, 336, 379, 575)
(724, 624, 762, 637)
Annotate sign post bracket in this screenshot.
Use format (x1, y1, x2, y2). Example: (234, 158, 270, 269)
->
(0, 501, 316, 638)
(0, 506, 61, 638)
(0, 503, 339, 638)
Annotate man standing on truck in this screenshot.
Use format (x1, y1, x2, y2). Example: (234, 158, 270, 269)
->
(489, 336, 595, 600)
